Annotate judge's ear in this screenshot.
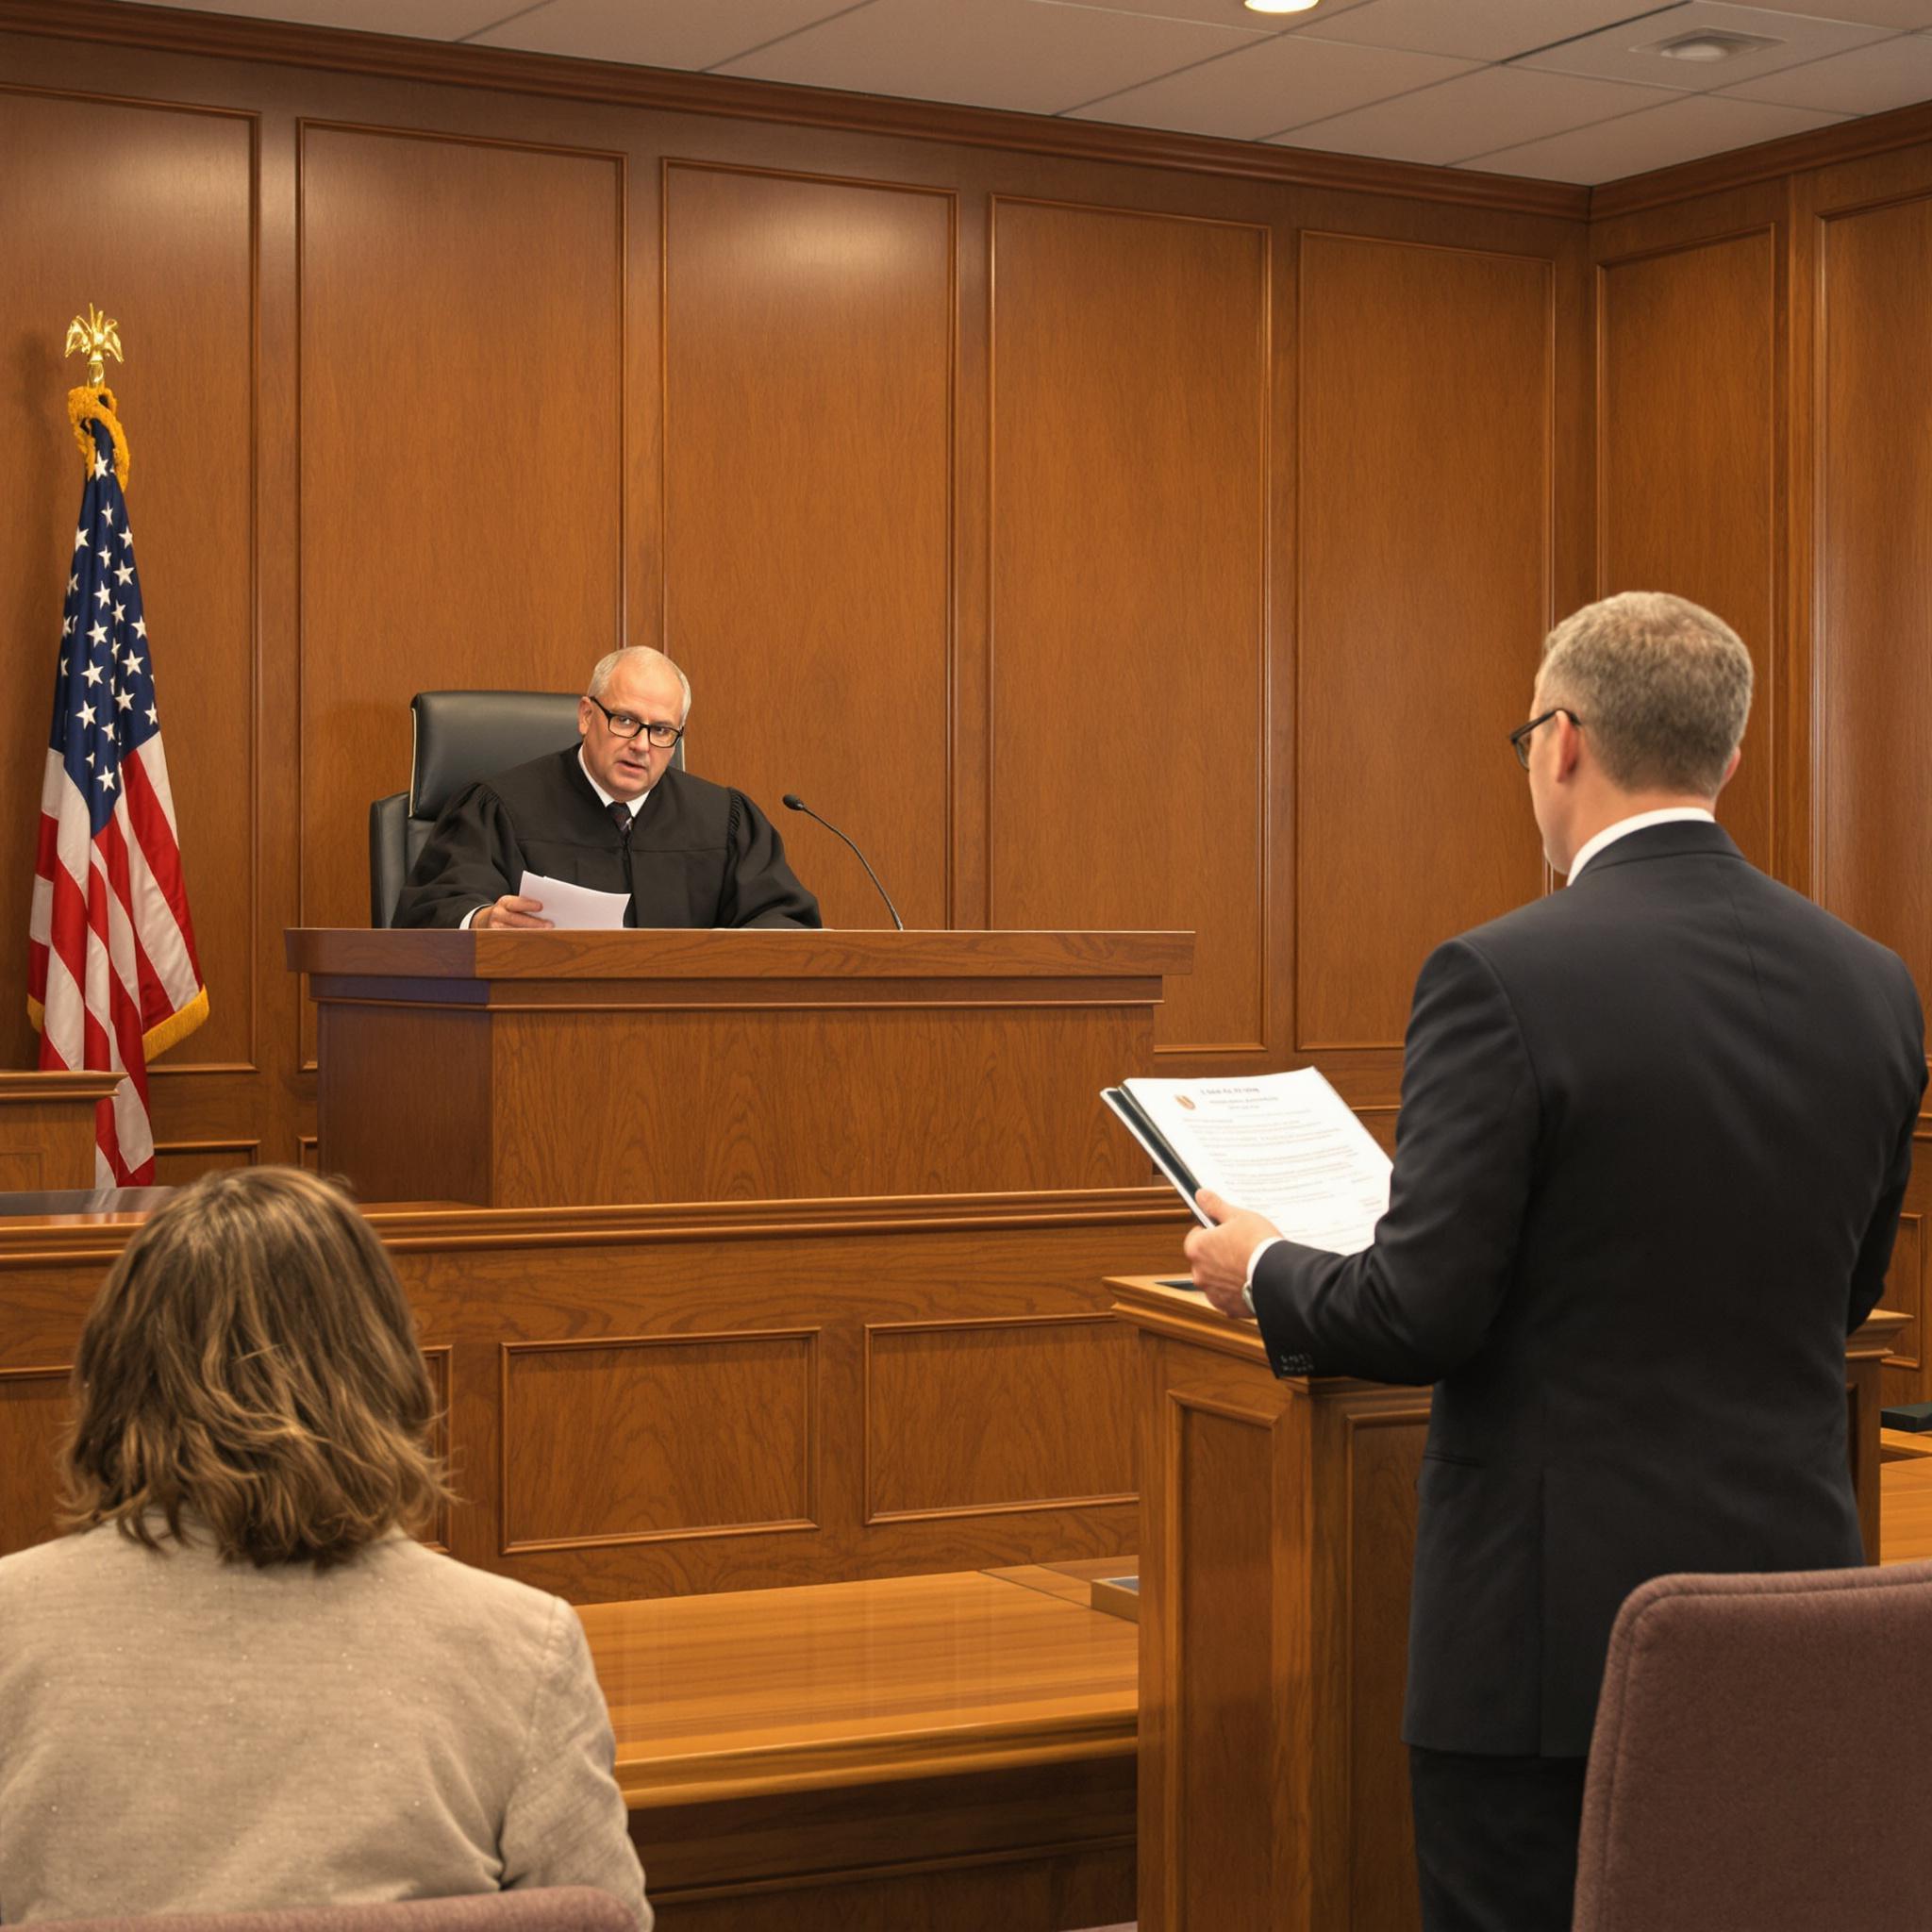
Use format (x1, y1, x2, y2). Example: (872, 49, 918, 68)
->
(576, 695, 596, 741)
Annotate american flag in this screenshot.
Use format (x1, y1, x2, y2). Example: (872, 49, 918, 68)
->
(27, 411, 206, 1186)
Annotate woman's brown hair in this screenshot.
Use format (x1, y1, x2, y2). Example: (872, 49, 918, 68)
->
(60, 1165, 452, 1567)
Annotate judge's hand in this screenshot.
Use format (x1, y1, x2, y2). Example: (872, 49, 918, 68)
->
(1184, 1189, 1282, 1322)
(474, 895, 554, 930)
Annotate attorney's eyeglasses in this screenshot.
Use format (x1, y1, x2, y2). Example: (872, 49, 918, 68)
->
(586, 694, 684, 749)
(1508, 708, 1581, 771)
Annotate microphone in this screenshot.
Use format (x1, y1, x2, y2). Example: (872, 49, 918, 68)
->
(782, 794, 905, 930)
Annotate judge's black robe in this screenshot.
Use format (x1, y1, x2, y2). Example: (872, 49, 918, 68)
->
(391, 749, 821, 930)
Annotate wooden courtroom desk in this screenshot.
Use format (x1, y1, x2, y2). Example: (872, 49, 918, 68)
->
(287, 927, 1189, 1209)
(589, 1563, 1137, 1930)
(0, 1073, 123, 1192)
(1109, 1277, 1908, 1932)
(0, 1191, 1190, 1599)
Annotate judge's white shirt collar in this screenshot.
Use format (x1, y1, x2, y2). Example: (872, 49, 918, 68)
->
(1566, 807, 1714, 884)
(578, 745, 654, 815)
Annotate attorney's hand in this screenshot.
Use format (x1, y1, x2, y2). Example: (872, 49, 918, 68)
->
(474, 895, 554, 930)
(1184, 1189, 1281, 1322)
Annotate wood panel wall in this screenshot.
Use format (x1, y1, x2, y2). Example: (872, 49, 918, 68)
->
(0, 5, 1587, 1179)
(0, 5, 1926, 1226)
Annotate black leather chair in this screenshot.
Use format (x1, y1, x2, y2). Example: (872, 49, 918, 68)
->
(367, 690, 684, 927)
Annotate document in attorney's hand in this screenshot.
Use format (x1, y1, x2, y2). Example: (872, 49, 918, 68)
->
(1103, 1069, 1391, 1254)
(513, 870, 629, 931)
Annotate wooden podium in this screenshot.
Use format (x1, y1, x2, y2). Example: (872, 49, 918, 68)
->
(1109, 1277, 1909, 1932)
(0, 1071, 122, 1191)
(287, 927, 1190, 1207)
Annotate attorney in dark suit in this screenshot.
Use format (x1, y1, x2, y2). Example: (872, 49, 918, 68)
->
(1185, 591, 1926, 1932)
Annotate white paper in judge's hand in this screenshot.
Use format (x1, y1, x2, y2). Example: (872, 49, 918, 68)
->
(513, 870, 630, 931)
(1124, 1068, 1392, 1255)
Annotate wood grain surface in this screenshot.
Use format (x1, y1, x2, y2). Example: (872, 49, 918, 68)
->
(0, 1074, 122, 1192)
(1294, 232, 1555, 1053)
(988, 198, 1268, 1057)
(1595, 225, 1778, 874)
(297, 928, 1183, 1207)
(662, 163, 953, 933)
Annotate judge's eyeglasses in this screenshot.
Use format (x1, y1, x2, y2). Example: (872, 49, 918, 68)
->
(586, 694, 685, 749)
(1507, 707, 1581, 771)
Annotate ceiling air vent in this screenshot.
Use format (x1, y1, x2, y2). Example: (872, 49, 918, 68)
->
(1642, 29, 1784, 62)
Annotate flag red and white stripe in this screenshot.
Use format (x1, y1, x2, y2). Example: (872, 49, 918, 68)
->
(26, 408, 206, 1186)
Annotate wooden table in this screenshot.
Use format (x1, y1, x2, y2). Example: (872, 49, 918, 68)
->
(1881, 1456, 1932, 1565)
(588, 1564, 1138, 1931)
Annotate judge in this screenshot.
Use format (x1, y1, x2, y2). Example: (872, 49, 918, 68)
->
(392, 646, 819, 930)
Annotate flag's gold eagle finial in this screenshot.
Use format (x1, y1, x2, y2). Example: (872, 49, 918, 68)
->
(64, 304, 124, 389)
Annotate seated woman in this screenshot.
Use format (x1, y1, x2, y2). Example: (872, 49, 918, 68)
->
(0, 1167, 650, 1929)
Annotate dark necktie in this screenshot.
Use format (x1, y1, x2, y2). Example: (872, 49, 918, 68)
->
(609, 800, 637, 927)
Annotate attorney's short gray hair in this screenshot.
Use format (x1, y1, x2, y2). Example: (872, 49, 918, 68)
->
(587, 645, 691, 724)
(1538, 592, 1752, 798)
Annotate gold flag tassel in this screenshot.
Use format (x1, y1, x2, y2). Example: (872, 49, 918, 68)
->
(63, 304, 130, 487)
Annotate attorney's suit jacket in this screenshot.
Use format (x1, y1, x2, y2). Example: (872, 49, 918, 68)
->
(1251, 821, 1925, 1757)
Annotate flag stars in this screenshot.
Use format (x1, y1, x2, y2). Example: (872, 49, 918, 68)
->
(100, 504, 115, 527)
(121, 651, 144, 677)
(97, 546, 111, 568)
(97, 768, 117, 792)
(112, 602, 125, 625)
(84, 650, 107, 676)
(75, 702, 96, 727)
(145, 705, 158, 726)
(92, 455, 108, 480)
(102, 720, 116, 743)
(94, 584, 111, 608)
(113, 689, 133, 713)
(67, 573, 78, 595)
(132, 617, 147, 641)
(74, 526, 87, 552)
(113, 561, 133, 587)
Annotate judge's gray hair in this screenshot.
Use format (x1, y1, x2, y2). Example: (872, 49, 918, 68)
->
(588, 645, 692, 724)
(1538, 592, 1752, 799)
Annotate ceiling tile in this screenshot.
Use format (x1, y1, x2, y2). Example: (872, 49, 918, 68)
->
(1719, 0, 1932, 25)
(1026, 0, 1374, 27)
(1464, 88, 1842, 179)
(1515, 1, 1892, 86)
(715, 0, 1269, 115)
(1292, 0, 1691, 62)
(150, 0, 522, 35)
(1720, 30, 1932, 107)
(1272, 64, 1680, 164)
(469, 0, 864, 69)
(1065, 31, 1475, 138)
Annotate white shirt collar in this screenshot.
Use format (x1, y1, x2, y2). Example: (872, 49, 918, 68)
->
(577, 747, 652, 815)
(1567, 807, 1715, 883)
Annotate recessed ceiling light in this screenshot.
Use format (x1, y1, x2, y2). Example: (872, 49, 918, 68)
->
(1646, 29, 1781, 61)
(1244, 0, 1323, 13)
